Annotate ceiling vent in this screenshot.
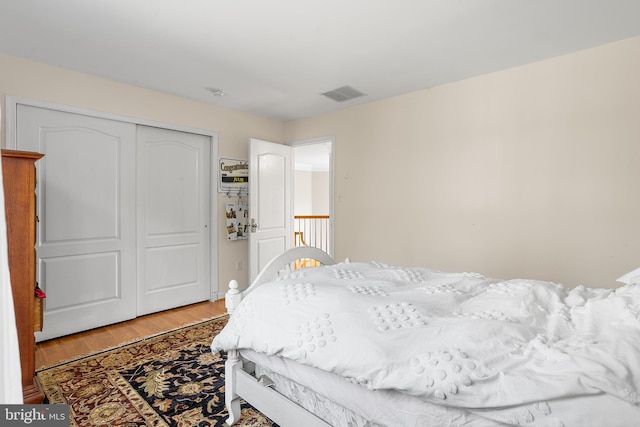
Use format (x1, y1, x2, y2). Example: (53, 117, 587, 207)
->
(320, 85, 367, 102)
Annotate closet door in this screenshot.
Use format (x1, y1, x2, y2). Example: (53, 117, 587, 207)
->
(136, 126, 211, 315)
(16, 105, 137, 340)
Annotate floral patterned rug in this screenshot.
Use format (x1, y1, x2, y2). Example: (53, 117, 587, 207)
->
(36, 315, 277, 426)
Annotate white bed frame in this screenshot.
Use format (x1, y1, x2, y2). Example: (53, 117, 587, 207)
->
(223, 246, 341, 427)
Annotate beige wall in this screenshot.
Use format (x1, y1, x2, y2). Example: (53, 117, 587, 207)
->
(285, 36, 640, 288)
(294, 170, 313, 215)
(3, 35, 640, 292)
(0, 53, 285, 294)
(294, 170, 330, 216)
(312, 171, 330, 216)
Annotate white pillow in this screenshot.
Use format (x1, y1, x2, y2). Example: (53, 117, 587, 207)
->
(617, 267, 640, 285)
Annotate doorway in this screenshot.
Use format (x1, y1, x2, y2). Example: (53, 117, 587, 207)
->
(247, 137, 333, 282)
(292, 139, 333, 257)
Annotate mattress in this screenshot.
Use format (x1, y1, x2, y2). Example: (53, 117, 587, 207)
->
(244, 349, 640, 426)
(243, 349, 496, 427)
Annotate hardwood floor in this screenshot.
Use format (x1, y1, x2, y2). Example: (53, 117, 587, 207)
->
(35, 299, 227, 370)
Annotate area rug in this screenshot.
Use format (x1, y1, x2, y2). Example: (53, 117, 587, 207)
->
(36, 315, 277, 426)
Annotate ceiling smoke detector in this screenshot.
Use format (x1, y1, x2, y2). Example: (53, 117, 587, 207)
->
(320, 85, 367, 102)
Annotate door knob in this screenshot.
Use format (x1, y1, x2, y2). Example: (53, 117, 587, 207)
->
(251, 218, 258, 233)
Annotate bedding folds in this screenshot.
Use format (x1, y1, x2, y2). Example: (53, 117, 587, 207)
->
(244, 349, 492, 427)
(212, 262, 640, 426)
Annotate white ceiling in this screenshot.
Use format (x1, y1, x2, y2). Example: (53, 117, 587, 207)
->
(1, 0, 639, 122)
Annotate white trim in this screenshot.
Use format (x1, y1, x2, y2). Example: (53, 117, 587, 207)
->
(4, 95, 220, 304)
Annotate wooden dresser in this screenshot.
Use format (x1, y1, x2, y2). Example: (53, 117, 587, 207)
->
(1, 149, 45, 404)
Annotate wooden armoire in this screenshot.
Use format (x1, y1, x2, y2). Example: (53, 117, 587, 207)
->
(1, 149, 45, 404)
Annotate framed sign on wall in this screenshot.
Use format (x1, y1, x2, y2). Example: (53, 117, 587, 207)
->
(219, 158, 248, 195)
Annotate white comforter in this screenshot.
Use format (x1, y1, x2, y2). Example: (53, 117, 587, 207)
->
(211, 262, 640, 425)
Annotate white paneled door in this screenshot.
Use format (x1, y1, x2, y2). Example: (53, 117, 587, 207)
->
(15, 105, 212, 340)
(249, 138, 292, 283)
(136, 126, 210, 315)
(16, 105, 137, 340)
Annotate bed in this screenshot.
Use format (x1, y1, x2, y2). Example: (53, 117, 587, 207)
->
(211, 247, 640, 426)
